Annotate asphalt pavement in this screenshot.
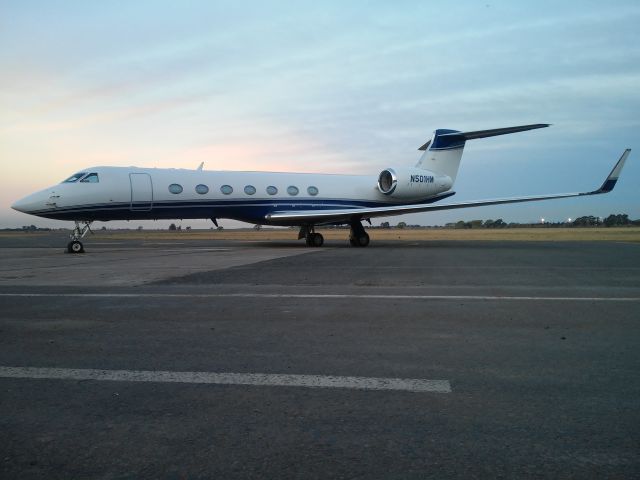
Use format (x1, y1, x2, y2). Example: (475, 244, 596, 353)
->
(1, 234, 639, 479)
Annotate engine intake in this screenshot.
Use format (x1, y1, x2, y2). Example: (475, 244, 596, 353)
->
(378, 169, 397, 194)
(377, 167, 452, 200)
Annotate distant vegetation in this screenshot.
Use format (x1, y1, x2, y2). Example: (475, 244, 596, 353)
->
(0, 225, 52, 232)
(442, 213, 639, 229)
(370, 213, 640, 229)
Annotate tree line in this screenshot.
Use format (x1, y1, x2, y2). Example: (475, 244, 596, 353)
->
(373, 213, 639, 229)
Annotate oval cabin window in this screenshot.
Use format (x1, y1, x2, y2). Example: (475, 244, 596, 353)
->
(220, 185, 233, 195)
(287, 186, 299, 196)
(244, 185, 256, 195)
(168, 184, 183, 194)
(195, 184, 209, 194)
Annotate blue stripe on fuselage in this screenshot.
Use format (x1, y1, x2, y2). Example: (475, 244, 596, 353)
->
(27, 194, 456, 223)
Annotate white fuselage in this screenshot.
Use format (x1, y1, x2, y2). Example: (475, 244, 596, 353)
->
(12, 166, 452, 225)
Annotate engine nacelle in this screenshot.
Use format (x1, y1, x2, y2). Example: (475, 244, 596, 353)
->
(377, 167, 453, 200)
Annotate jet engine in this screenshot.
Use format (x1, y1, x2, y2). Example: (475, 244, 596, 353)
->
(377, 167, 452, 200)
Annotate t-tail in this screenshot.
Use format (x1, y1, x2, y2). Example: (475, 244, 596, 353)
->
(415, 123, 550, 184)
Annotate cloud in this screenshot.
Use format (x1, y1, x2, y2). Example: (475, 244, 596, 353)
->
(1, 1, 639, 227)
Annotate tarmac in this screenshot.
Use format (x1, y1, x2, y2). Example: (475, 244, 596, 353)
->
(1, 233, 639, 479)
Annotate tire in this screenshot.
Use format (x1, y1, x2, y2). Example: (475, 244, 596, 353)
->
(311, 233, 324, 247)
(356, 233, 370, 247)
(68, 240, 84, 253)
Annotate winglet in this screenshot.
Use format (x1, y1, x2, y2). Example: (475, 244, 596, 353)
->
(592, 149, 631, 194)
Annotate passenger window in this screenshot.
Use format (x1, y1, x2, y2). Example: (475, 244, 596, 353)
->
(307, 186, 319, 196)
(168, 184, 183, 194)
(244, 185, 256, 195)
(220, 185, 233, 195)
(287, 186, 299, 196)
(80, 173, 99, 183)
(195, 184, 209, 194)
(62, 172, 87, 183)
(266, 186, 278, 195)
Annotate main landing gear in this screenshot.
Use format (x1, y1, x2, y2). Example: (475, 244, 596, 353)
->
(349, 221, 370, 247)
(298, 225, 324, 247)
(298, 222, 370, 247)
(66, 221, 93, 254)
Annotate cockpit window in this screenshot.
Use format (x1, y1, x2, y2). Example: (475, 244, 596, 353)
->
(80, 173, 99, 183)
(62, 172, 87, 183)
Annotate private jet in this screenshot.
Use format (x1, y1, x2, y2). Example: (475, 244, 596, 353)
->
(11, 124, 630, 253)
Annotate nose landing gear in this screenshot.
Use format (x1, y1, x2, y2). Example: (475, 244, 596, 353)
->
(66, 221, 93, 254)
(67, 240, 84, 253)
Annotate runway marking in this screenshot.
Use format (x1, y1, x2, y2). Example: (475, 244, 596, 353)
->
(0, 366, 451, 393)
(156, 248, 231, 253)
(0, 293, 638, 302)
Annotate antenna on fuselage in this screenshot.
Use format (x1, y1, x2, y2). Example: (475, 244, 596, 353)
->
(197, 162, 204, 171)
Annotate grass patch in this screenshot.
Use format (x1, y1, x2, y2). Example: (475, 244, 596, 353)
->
(2, 227, 639, 242)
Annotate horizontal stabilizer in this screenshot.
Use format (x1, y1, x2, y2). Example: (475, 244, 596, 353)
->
(445, 123, 550, 140)
(418, 124, 550, 150)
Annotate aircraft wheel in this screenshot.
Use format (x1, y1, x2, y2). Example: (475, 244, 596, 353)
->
(311, 233, 324, 247)
(67, 240, 84, 254)
(356, 233, 370, 247)
(349, 236, 357, 247)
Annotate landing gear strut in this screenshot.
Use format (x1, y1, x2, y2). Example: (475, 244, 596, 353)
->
(66, 221, 93, 254)
(298, 225, 324, 247)
(349, 221, 370, 247)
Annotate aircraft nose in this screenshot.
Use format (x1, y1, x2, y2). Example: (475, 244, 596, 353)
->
(11, 197, 28, 213)
(11, 191, 49, 214)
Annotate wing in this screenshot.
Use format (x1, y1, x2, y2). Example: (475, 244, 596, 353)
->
(265, 149, 630, 224)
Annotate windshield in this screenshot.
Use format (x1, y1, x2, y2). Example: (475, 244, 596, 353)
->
(80, 173, 99, 183)
(61, 172, 87, 183)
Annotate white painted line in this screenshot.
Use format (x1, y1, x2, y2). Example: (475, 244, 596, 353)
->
(156, 249, 230, 253)
(141, 242, 186, 245)
(0, 293, 638, 302)
(0, 367, 451, 393)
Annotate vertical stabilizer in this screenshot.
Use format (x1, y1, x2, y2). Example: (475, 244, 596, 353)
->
(415, 129, 466, 183)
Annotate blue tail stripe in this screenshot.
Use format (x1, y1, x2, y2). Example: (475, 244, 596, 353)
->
(430, 129, 465, 150)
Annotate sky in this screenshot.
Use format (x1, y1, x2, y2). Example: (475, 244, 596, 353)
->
(1, 0, 638, 229)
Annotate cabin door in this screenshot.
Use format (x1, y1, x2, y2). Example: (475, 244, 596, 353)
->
(129, 173, 153, 211)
